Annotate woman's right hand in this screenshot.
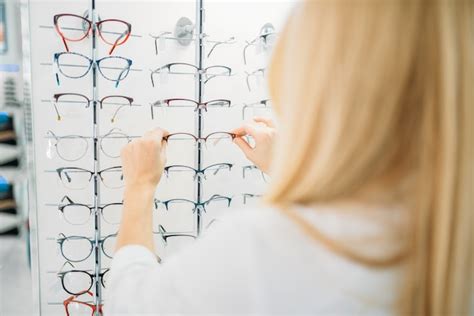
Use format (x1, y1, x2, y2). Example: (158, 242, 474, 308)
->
(231, 117, 276, 175)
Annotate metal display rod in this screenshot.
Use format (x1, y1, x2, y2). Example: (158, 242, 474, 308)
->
(195, 0, 205, 236)
(89, 0, 103, 314)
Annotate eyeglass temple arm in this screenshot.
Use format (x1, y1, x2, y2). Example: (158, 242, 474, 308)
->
(207, 37, 235, 58)
(115, 68, 128, 88)
(60, 195, 75, 205)
(110, 104, 130, 123)
(245, 72, 252, 91)
(51, 99, 62, 121)
(60, 34, 70, 53)
(108, 30, 129, 55)
(54, 55, 61, 86)
(46, 130, 58, 140)
(58, 260, 76, 273)
(150, 70, 156, 88)
(243, 41, 252, 65)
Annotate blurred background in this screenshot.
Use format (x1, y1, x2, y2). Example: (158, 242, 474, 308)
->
(0, 0, 34, 315)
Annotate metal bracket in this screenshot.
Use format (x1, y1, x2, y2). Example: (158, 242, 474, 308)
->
(174, 17, 194, 46)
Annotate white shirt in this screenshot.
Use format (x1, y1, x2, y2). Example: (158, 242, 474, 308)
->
(105, 205, 403, 315)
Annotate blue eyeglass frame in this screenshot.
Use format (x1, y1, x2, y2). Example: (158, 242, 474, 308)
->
(54, 52, 132, 88)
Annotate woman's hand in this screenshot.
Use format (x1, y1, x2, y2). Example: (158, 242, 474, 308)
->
(231, 117, 276, 175)
(121, 128, 168, 191)
(116, 128, 168, 254)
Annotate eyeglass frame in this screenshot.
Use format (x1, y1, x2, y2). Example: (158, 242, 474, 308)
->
(163, 132, 236, 144)
(63, 291, 103, 316)
(52, 93, 134, 122)
(243, 32, 277, 65)
(55, 166, 123, 189)
(54, 52, 132, 88)
(46, 130, 89, 162)
(242, 99, 272, 119)
(164, 163, 233, 180)
(156, 224, 197, 246)
(58, 267, 109, 295)
(150, 98, 231, 118)
(150, 62, 232, 87)
(149, 32, 235, 58)
(246, 68, 266, 91)
(58, 195, 123, 225)
(56, 233, 116, 262)
(53, 13, 132, 55)
(154, 194, 232, 213)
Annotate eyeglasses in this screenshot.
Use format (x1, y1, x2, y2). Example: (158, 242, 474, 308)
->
(242, 165, 268, 182)
(52, 93, 134, 122)
(242, 99, 273, 119)
(57, 233, 116, 262)
(164, 132, 236, 145)
(149, 32, 235, 58)
(156, 225, 197, 246)
(243, 32, 277, 65)
(47, 129, 131, 161)
(150, 98, 231, 118)
(164, 163, 233, 180)
(55, 166, 123, 190)
(54, 52, 132, 87)
(54, 13, 131, 55)
(154, 194, 232, 213)
(243, 193, 262, 204)
(150, 62, 232, 87)
(246, 68, 266, 91)
(58, 264, 110, 295)
(58, 195, 123, 225)
(63, 291, 103, 316)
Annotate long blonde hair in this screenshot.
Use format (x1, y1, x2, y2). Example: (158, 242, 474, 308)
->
(265, 0, 473, 314)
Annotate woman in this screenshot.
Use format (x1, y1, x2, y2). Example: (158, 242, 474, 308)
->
(107, 0, 473, 315)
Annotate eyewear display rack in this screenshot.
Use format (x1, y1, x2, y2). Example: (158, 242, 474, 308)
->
(22, 0, 297, 314)
(88, 0, 102, 312)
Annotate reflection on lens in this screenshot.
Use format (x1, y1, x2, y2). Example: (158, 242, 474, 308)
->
(164, 199, 196, 213)
(100, 134, 128, 158)
(205, 133, 234, 147)
(62, 205, 91, 225)
(204, 164, 232, 177)
(55, 94, 89, 118)
(167, 99, 197, 108)
(102, 235, 116, 258)
(169, 63, 197, 74)
(205, 66, 230, 76)
(97, 57, 130, 82)
(63, 271, 92, 295)
(59, 169, 91, 190)
(56, 137, 88, 161)
(100, 168, 124, 189)
(57, 53, 91, 79)
(56, 15, 89, 40)
(66, 301, 94, 316)
(61, 237, 92, 262)
(102, 204, 123, 225)
(98, 20, 129, 46)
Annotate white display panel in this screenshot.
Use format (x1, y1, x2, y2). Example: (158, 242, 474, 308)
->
(24, 0, 296, 314)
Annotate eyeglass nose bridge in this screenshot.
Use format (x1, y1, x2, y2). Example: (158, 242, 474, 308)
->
(194, 204, 205, 213)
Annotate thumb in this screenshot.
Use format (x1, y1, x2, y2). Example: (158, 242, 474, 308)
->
(233, 137, 254, 158)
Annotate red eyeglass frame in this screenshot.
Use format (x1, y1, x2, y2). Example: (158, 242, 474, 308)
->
(64, 291, 103, 316)
(53, 13, 132, 55)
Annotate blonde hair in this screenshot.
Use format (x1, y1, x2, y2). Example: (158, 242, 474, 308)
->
(265, 0, 473, 314)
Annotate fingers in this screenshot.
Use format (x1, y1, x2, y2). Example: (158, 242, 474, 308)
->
(144, 127, 169, 142)
(233, 137, 254, 158)
(231, 122, 259, 137)
(253, 116, 275, 128)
